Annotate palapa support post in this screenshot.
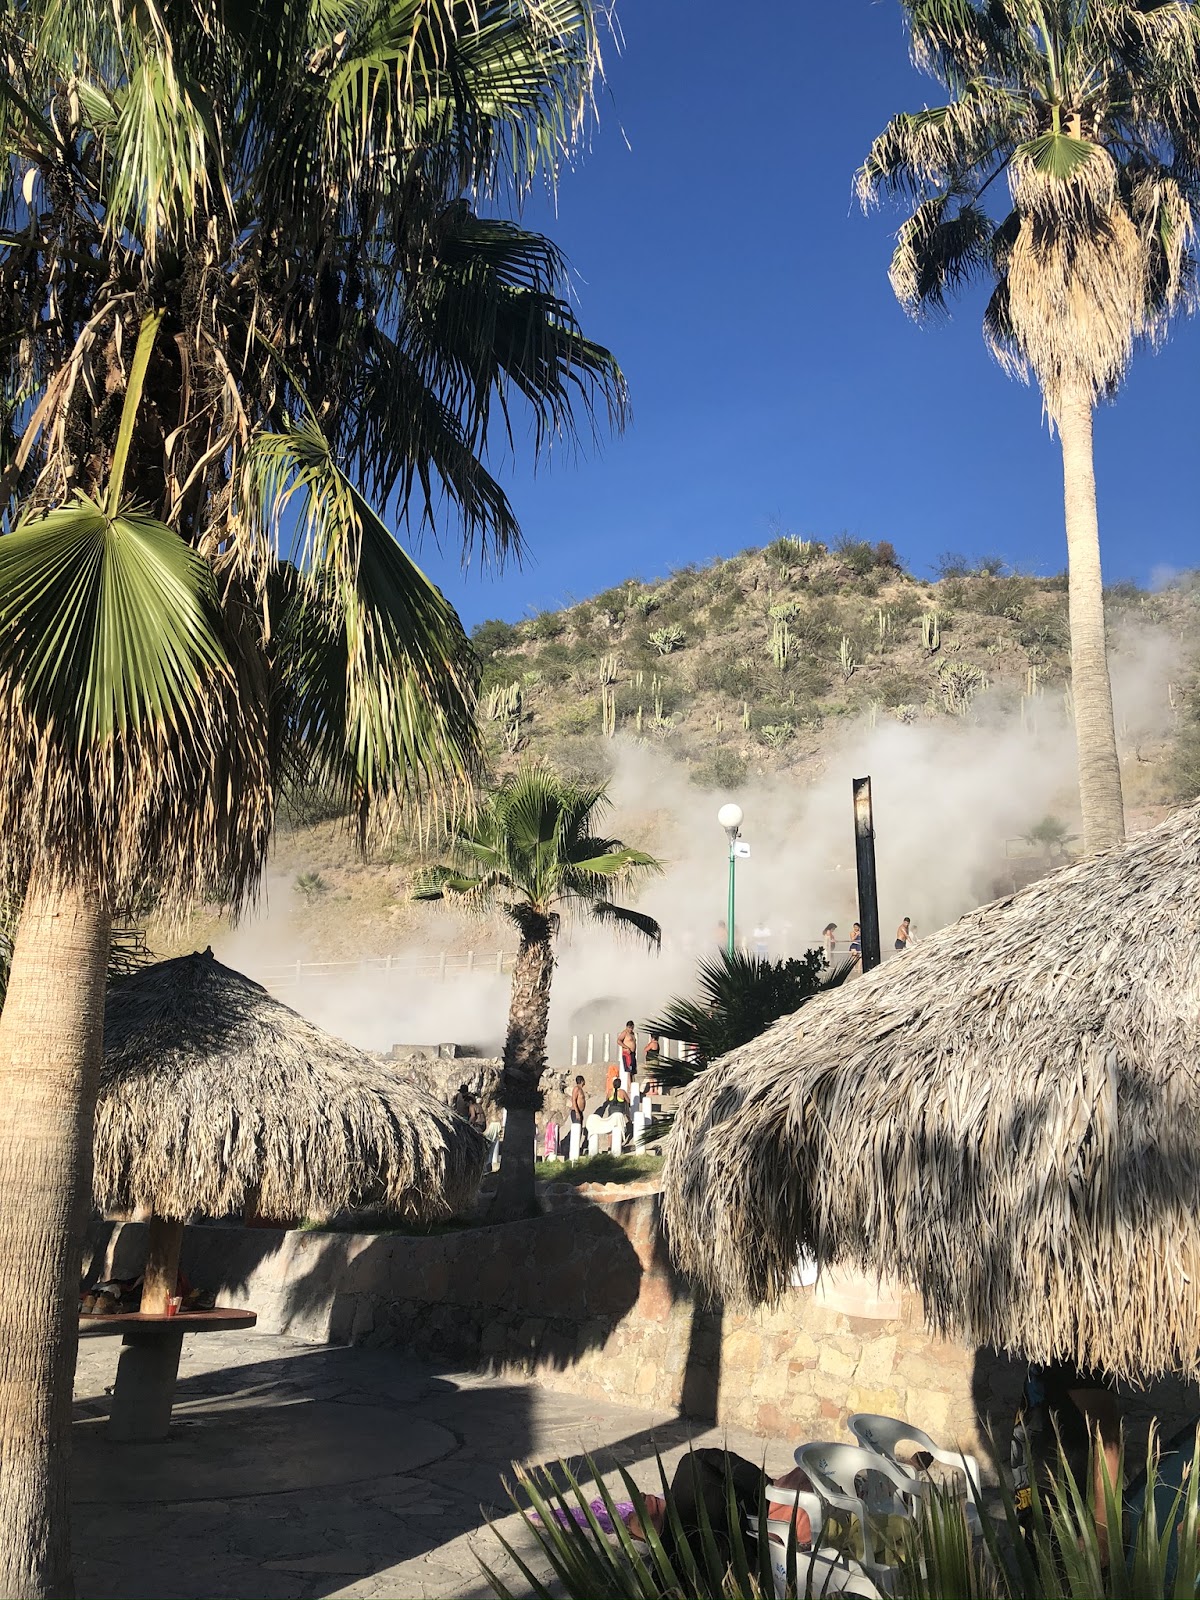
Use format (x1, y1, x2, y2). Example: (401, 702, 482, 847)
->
(140, 1213, 184, 1314)
(853, 777, 882, 974)
(107, 1326, 185, 1442)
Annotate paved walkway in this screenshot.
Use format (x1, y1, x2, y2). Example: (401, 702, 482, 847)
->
(72, 1330, 788, 1600)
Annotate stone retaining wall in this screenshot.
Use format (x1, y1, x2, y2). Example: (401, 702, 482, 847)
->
(90, 1193, 1196, 1463)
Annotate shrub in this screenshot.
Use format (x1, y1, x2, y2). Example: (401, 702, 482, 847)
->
(479, 656, 523, 694)
(470, 617, 521, 659)
(876, 669, 926, 707)
(524, 609, 565, 641)
(759, 722, 794, 749)
(706, 655, 757, 699)
(632, 589, 660, 618)
(833, 535, 878, 576)
(689, 748, 748, 789)
(973, 574, 1033, 619)
(874, 539, 902, 570)
(936, 550, 1007, 579)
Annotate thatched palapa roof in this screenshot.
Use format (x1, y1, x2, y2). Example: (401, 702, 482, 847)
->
(662, 804, 1200, 1379)
(97, 950, 487, 1223)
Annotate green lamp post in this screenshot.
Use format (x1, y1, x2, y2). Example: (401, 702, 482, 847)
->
(718, 802, 744, 958)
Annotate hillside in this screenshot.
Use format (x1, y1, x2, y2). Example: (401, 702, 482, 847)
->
(472, 537, 1197, 796)
(150, 538, 1200, 978)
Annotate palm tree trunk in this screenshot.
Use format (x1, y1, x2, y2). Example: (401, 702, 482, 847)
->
(1059, 383, 1125, 854)
(490, 917, 554, 1222)
(0, 878, 111, 1599)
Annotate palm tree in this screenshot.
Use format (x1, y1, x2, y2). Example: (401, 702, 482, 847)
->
(648, 948, 851, 1077)
(859, 0, 1200, 853)
(415, 765, 662, 1220)
(0, 2, 624, 1592)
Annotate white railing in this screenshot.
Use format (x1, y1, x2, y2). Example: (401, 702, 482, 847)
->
(255, 949, 513, 989)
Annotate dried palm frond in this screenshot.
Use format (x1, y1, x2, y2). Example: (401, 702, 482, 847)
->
(97, 949, 487, 1222)
(662, 802, 1200, 1380)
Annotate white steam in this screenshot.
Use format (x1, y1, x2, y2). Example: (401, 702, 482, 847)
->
(207, 630, 1178, 1062)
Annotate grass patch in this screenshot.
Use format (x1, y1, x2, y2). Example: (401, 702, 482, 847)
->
(538, 1151, 663, 1188)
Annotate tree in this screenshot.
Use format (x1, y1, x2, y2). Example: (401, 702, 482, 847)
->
(648, 948, 851, 1078)
(0, 2, 625, 1593)
(860, 0, 1200, 853)
(415, 765, 662, 1219)
(1022, 815, 1078, 857)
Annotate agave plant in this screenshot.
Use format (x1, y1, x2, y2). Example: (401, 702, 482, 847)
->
(484, 1433, 1200, 1600)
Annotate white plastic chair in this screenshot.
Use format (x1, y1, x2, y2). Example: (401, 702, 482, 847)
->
(848, 1414, 982, 1528)
(745, 1485, 882, 1599)
(796, 1442, 925, 1592)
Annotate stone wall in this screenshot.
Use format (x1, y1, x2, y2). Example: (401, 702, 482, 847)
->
(90, 1193, 1197, 1464)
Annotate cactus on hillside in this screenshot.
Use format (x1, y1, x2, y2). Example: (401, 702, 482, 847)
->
(770, 619, 794, 672)
(649, 624, 686, 655)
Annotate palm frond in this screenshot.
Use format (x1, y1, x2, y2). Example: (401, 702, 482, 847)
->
(0, 498, 227, 746)
(247, 421, 481, 821)
(586, 899, 661, 951)
(403, 208, 629, 457)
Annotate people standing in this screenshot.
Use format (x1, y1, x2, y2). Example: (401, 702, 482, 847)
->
(452, 1083, 471, 1120)
(848, 923, 862, 967)
(894, 916, 914, 951)
(752, 923, 771, 959)
(821, 923, 838, 963)
(618, 1019, 637, 1080)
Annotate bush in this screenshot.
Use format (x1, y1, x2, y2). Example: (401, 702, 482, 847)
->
(706, 655, 757, 699)
(689, 748, 748, 789)
(471, 617, 521, 660)
(524, 609, 565, 642)
(936, 551, 1007, 579)
(874, 539, 902, 570)
(973, 574, 1033, 619)
(833, 535, 879, 576)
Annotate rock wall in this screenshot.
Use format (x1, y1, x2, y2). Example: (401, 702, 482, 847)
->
(90, 1193, 1197, 1464)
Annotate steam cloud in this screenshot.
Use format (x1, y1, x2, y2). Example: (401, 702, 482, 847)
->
(210, 625, 1177, 1063)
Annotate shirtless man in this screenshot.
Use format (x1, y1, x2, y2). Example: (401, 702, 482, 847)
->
(618, 1019, 637, 1078)
(570, 1075, 587, 1127)
(894, 916, 914, 951)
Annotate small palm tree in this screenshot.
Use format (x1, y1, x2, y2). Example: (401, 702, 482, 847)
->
(415, 765, 662, 1219)
(648, 948, 851, 1078)
(860, 1, 1200, 854)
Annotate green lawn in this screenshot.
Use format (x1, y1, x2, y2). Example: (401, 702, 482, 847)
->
(537, 1151, 664, 1188)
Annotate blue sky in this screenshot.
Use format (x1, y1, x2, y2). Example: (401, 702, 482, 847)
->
(418, 1, 1200, 629)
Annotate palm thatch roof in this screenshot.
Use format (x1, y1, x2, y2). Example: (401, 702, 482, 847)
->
(662, 804, 1200, 1380)
(97, 950, 487, 1223)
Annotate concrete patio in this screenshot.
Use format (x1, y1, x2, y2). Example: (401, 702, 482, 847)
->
(72, 1327, 787, 1600)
